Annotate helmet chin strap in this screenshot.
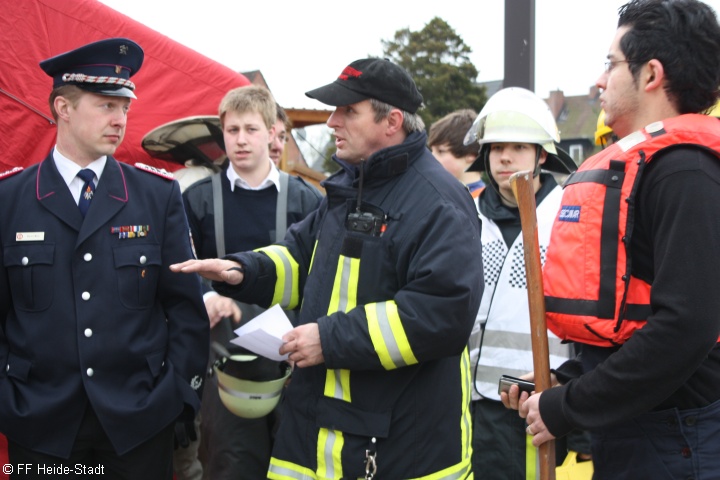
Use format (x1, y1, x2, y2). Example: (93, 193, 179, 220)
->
(532, 145, 542, 177)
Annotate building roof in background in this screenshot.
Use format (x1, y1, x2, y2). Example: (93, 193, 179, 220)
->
(549, 87, 601, 142)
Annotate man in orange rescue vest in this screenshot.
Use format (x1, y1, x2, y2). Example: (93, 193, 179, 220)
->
(503, 1, 720, 479)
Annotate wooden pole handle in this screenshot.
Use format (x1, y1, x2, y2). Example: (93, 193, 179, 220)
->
(510, 170, 556, 480)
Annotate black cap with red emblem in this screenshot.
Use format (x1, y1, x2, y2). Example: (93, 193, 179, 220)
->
(305, 58, 423, 113)
(39, 38, 144, 99)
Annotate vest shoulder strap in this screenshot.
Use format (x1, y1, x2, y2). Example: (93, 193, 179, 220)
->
(211, 172, 225, 257)
(275, 171, 290, 242)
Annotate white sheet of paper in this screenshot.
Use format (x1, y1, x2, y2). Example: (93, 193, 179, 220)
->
(230, 304, 292, 361)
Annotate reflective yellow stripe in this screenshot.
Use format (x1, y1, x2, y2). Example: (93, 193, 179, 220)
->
(407, 458, 473, 480)
(317, 254, 360, 479)
(328, 255, 359, 313)
(323, 253, 355, 401)
(316, 428, 344, 479)
(407, 350, 473, 480)
(308, 241, 318, 275)
(324, 368, 351, 401)
(268, 457, 317, 479)
(366, 301, 418, 370)
(297, 241, 320, 313)
(460, 348, 473, 468)
(525, 434, 537, 480)
(256, 245, 300, 309)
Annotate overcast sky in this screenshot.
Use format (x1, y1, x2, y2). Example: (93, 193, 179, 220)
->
(98, 0, 720, 111)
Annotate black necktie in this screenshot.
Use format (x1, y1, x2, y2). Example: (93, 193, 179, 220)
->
(77, 169, 96, 217)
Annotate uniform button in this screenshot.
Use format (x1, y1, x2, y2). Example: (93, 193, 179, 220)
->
(139, 255, 147, 265)
(84, 328, 93, 338)
(685, 416, 697, 426)
(84, 253, 92, 262)
(21, 257, 29, 266)
(161, 361, 165, 367)
(82, 292, 91, 301)
(86, 368, 94, 377)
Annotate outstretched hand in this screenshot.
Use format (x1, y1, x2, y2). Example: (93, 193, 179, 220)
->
(170, 258, 245, 285)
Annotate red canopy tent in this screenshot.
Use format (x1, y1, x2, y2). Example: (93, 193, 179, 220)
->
(0, 0, 251, 173)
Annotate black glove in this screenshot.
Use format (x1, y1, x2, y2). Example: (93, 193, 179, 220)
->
(173, 407, 198, 449)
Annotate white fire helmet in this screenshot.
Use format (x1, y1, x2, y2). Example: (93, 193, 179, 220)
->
(464, 87, 576, 174)
(215, 354, 291, 419)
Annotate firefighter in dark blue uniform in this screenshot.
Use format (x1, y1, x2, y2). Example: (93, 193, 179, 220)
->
(0, 38, 209, 479)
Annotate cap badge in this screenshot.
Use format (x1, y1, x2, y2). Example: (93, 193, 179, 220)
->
(119, 44, 129, 55)
(115, 65, 122, 74)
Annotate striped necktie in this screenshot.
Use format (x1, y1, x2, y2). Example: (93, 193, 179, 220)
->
(77, 169, 96, 217)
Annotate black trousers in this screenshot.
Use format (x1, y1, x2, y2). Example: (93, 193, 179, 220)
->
(8, 404, 174, 480)
(591, 398, 720, 480)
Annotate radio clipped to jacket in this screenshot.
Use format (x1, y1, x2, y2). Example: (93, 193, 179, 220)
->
(346, 160, 386, 237)
(346, 207, 385, 236)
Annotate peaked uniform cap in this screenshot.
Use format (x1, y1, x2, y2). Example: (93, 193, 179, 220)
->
(305, 58, 423, 113)
(40, 38, 144, 99)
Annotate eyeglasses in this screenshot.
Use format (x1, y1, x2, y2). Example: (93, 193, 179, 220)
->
(604, 60, 631, 73)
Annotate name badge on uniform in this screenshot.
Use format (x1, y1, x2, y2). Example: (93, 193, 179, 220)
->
(16, 232, 45, 241)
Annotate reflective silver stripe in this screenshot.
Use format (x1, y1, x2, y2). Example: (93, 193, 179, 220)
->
(323, 429, 338, 479)
(332, 369, 345, 399)
(267, 463, 315, 480)
(373, 303, 408, 367)
(218, 382, 281, 400)
(440, 467, 472, 479)
(423, 462, 473, 480)
(479, 330, 568, 358)
(337, 256, 353, 313)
